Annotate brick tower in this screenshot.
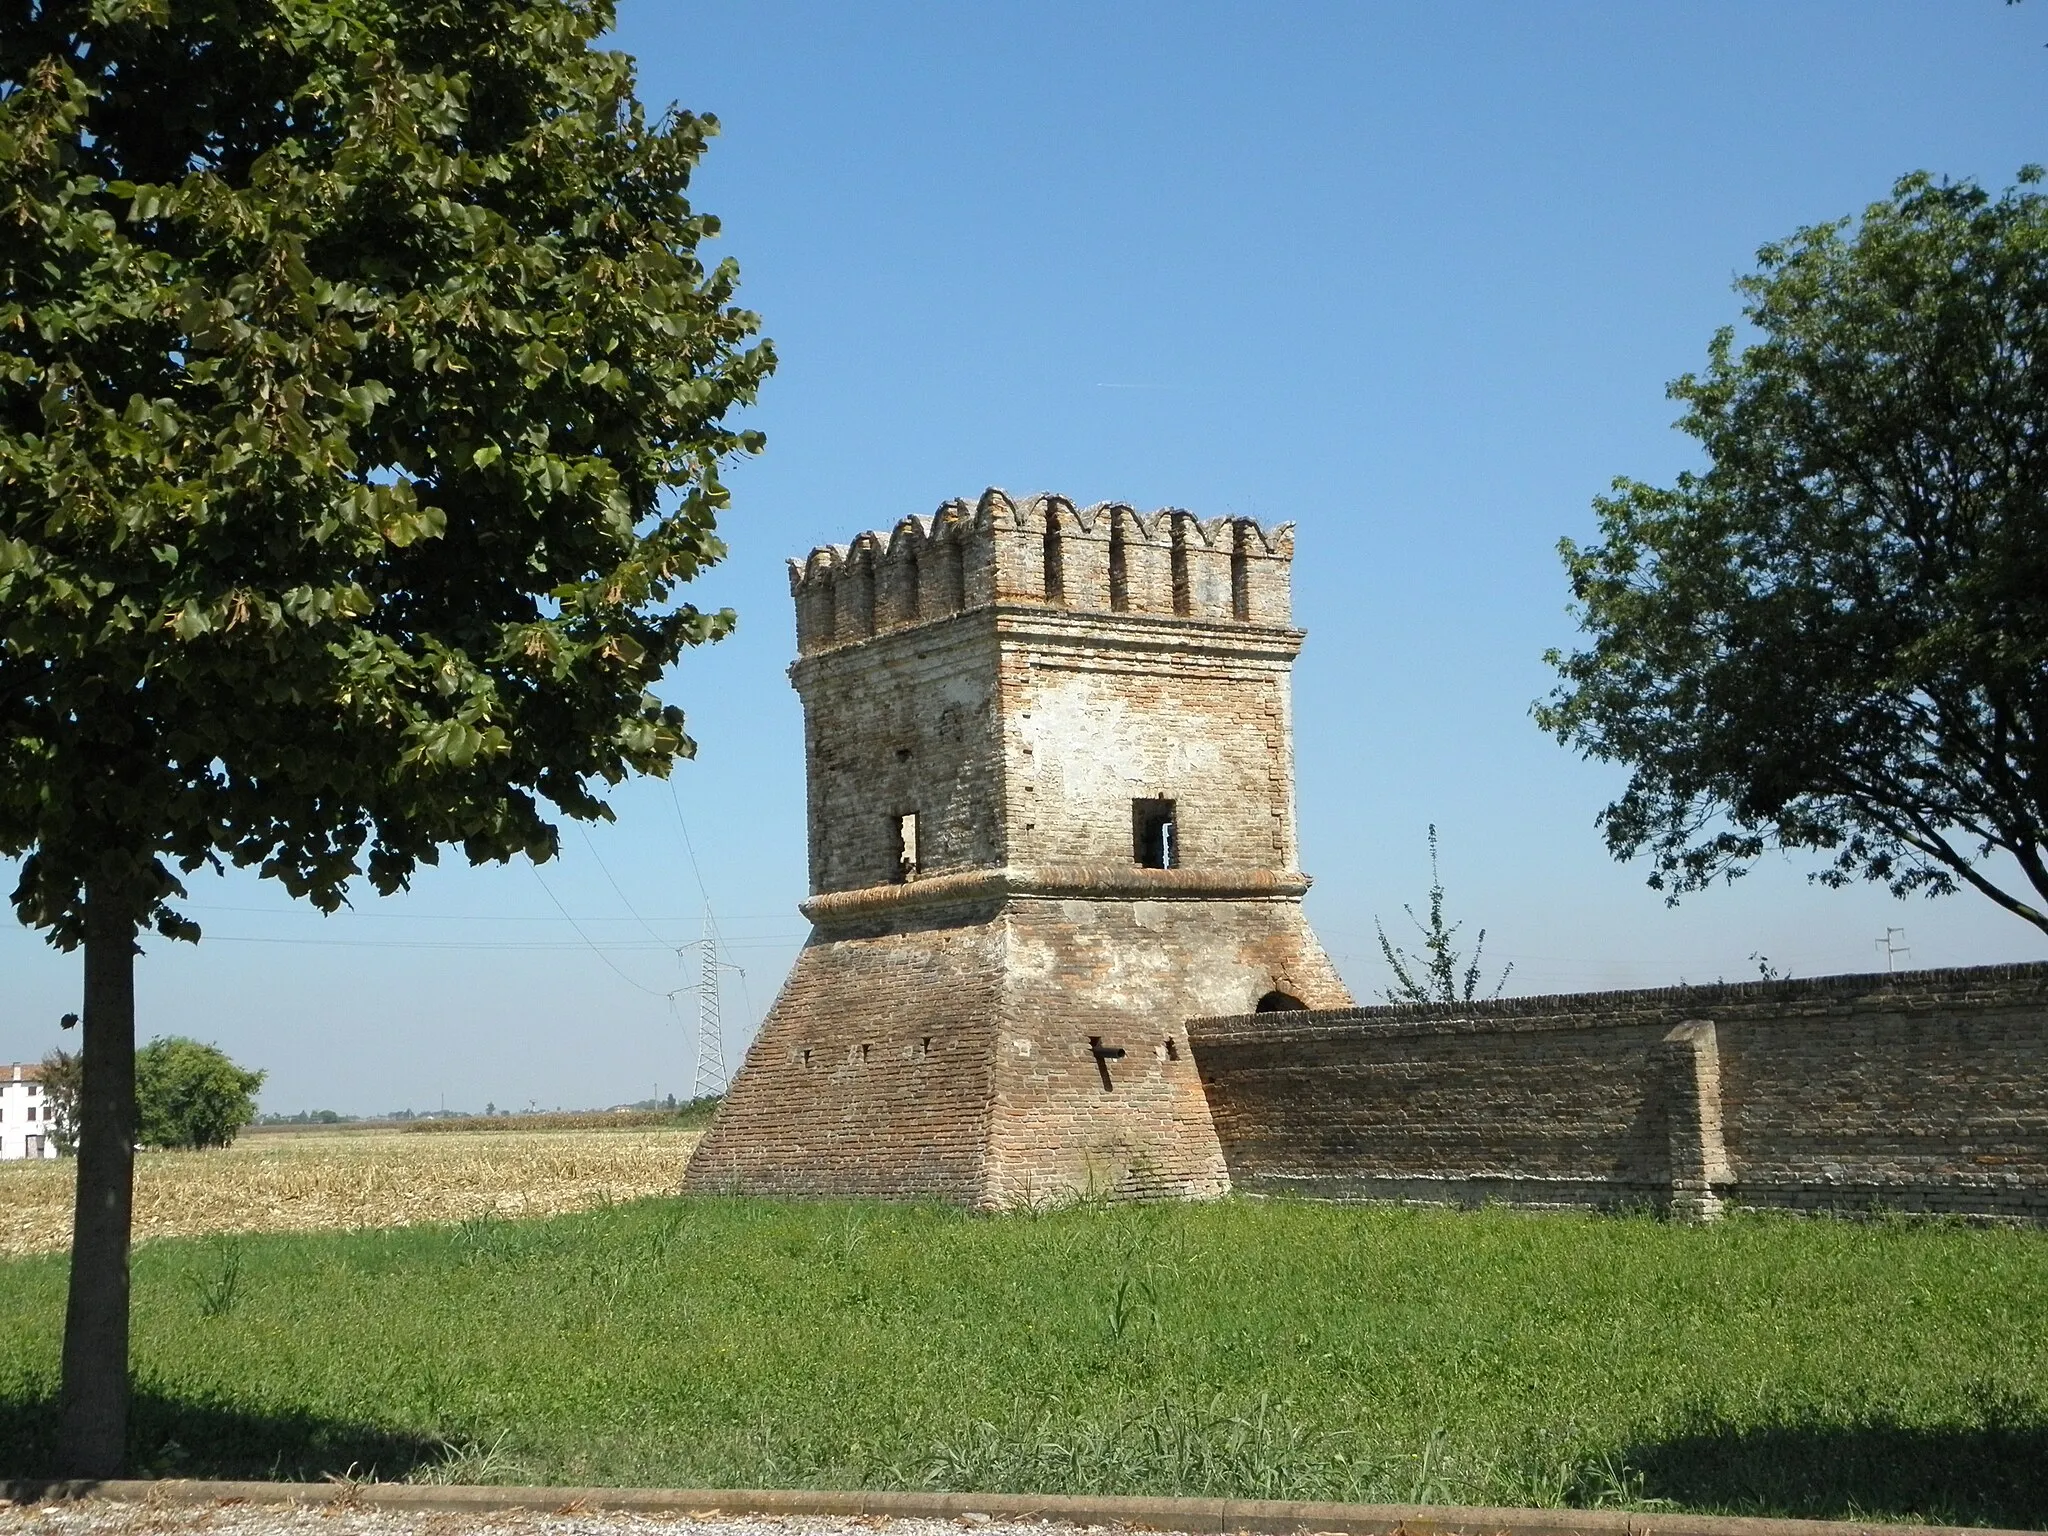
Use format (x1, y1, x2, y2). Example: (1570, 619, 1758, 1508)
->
(684, 489, 1350, 1208)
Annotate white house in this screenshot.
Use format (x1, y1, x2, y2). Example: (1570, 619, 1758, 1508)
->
(1, 1064, 59, 1160)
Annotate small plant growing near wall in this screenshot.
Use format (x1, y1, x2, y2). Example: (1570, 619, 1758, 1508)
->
(1376, 825, 1514, 1005)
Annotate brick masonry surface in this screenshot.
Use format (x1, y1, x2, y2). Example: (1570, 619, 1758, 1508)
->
(1187, 963, 2048, 1219)
(684, 491, 1350, 1209)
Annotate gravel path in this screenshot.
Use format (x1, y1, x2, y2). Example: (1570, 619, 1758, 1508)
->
(0, 1506, 1097, 1536)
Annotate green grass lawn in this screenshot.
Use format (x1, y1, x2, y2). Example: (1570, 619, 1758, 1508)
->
(3, 1197, 2045, 1526)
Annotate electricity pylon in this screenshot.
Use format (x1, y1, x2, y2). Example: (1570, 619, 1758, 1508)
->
(688, 904, 742, 1099)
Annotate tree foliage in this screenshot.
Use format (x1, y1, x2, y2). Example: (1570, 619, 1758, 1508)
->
(37, 1047, 80, 1155)
(0, 0, 774, 945)
(1375, 825, 1513, 1006)
(134, 1036, 264, 1149)
(0, 0, 771, 1474)
(1539, 170, 2048, 935)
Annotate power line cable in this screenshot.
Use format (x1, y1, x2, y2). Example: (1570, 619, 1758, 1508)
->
(183, 902, 794, 923)
(577, 823, 670, 948)
(190, 933, 802, 951)
(666, 777, 715, 909)
(530, 865, 678, 1000)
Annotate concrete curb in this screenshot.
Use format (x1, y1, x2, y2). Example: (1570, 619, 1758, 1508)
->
(1, 1480, 2038, 1536)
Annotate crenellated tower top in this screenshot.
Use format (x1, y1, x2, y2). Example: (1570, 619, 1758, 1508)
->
(788, 489, 1294, 655)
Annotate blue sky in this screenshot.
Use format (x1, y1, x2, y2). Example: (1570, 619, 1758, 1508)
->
(5, 2, 2046, 1114)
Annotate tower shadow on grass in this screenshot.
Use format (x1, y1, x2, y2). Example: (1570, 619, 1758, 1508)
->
(1621, 1418, 2048, 1529)
(0, 1387, 443, 1485)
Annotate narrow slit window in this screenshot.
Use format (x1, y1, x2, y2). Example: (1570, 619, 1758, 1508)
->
(1108, 515, 1128, 612)
(1170, 515, 1190, 616)
(894, 812, 920, 882)
(1043, 505, 1065, 603)
(1231, 523, 1250, 620)
(1133, 798, 1178, 869)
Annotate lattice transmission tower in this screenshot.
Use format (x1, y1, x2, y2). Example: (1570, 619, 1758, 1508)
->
(689, 904, 743, 1099)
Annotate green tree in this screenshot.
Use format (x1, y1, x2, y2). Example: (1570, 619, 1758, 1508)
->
(134, 1037, 264, 1149)
(1539, 171, 2048, 936)
(0, 1, 771, 1474)
(36, 1047, 81, 1157)
(1375, 825, 1513, 1005)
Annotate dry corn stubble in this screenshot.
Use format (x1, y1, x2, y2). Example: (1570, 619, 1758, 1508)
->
(0, 1128, 704, 1257)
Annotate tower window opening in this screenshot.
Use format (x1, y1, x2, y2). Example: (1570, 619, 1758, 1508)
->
(894, 811, 920, 882)
(1257, 990, 1307, 1013)
(1133, 798, 1178, 869)
(1108, 516, 1129, 612)
(1231, 522, 1250, 620)
(1170, 515, 1191, 616)
(1043, 505, 1065, 603)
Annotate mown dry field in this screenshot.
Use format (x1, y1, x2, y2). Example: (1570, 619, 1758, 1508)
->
(0, 1125, 702, 1257)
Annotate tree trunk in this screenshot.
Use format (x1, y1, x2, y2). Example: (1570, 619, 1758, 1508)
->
(56, 889, 136, 1478)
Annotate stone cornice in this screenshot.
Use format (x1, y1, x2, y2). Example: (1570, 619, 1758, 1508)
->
(993, 606, 1304, 665)
(788, 603, 1303, 680)
(799, 863, 1313, 925)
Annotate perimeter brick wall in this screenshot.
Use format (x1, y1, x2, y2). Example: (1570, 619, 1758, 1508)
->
(1187, 962, 2048, 1219)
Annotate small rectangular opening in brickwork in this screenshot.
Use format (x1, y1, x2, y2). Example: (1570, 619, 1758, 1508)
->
(1165, 1038, 1180, 1061)
(1109, 518, 1128, 611)
(894, 811, 919, 882)
(1231, 524, 1250, 620)
(1133, 798, 1178, 869)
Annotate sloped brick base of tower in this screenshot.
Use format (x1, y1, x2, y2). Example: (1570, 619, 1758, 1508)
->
(683, 871, 1348, 1209)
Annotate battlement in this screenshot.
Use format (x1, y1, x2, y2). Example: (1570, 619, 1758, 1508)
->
(789, 489, 1294, 655)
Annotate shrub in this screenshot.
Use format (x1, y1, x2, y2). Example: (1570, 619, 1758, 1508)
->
(134, 1039, 265, 1151)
